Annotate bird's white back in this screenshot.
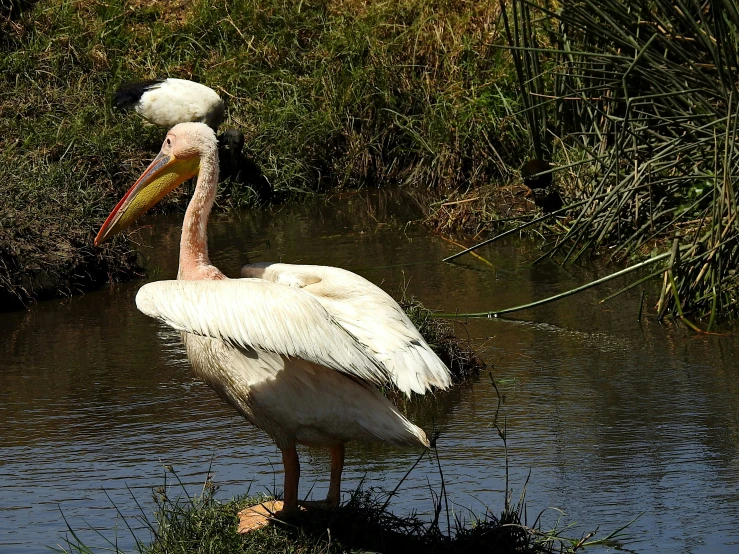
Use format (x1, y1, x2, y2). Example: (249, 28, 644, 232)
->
(136, 78, 224, 129)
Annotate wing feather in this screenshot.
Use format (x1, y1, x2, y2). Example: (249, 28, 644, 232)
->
(240, 263, 452, 396)
(136, 279, 391, 385)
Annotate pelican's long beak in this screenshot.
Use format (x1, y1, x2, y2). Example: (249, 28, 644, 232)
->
(94, 151, 199, 246)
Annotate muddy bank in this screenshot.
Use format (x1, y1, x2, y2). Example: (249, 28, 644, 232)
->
(0, 161, 144, 309)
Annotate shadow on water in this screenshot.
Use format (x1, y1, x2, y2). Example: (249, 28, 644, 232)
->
(1, 189, 738, 553)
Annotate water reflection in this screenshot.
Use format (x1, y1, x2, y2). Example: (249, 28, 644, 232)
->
(1, 189, 737, 553)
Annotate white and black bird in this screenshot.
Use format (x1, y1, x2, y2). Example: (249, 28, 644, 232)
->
(115, 78, 272, 201)
(114, 78, 225, 130)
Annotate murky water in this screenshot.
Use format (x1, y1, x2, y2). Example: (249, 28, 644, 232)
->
(1, 190, 738, 553)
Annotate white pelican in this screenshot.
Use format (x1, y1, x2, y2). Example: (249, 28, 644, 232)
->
(94, 122, 451, 521)
(114, 78, 225, 130)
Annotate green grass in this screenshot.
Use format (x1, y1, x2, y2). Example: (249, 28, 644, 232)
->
(54, 451, 631, 554)
(133, 486, 535, 554)
(1, 0, 527, 305)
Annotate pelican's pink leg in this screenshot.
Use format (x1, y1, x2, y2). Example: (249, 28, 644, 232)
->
(326, 444, 345, 508)
(237, 448, 300, 533)
(281, 446, 300, 514)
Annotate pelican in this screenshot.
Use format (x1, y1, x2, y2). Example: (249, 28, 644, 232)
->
(94, 122, 451, 522)
(114, 78, 225, 130)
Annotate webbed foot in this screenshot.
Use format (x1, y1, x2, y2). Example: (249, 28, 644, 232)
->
(237, 500, 305, 533)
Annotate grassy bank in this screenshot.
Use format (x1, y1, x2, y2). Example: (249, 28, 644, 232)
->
(124, 483, 581, 554)
(6, 1, 735, 324)
(427, 1, 739, 325)
(1, 0, 529, 306)
(56, 444, 626, 554)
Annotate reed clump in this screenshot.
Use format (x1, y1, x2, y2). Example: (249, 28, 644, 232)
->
(402, 296, 486, 383)
(504, 0, 739, 325)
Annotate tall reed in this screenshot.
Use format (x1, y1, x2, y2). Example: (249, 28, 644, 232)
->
(506, 0, 739, 325)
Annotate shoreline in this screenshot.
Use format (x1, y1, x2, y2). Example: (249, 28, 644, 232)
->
(6, 1, 731, 322)
(1, 0, 523, 309)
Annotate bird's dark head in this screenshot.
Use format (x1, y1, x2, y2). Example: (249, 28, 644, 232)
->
(520, 159, 552, 190)
(217, 129, 245, 154)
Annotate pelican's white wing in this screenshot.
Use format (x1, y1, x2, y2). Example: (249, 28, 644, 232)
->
(136, 279, 391, 385)
(241, 263, 452, 396)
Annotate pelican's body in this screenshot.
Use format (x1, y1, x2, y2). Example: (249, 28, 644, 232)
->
(95, 122, 450, 517)
(181, 332, 427, 449)
(114, 78, 225, 130)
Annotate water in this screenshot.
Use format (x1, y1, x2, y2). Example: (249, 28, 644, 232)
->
(1, 190, 738, 553)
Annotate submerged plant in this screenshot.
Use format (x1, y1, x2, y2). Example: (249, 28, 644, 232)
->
(402, 295, 486, 383)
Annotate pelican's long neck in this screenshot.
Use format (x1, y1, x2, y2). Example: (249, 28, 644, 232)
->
(178, 142, 225, 281)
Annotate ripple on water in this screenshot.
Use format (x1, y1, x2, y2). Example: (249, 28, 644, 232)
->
(1, 191, 738, 553)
